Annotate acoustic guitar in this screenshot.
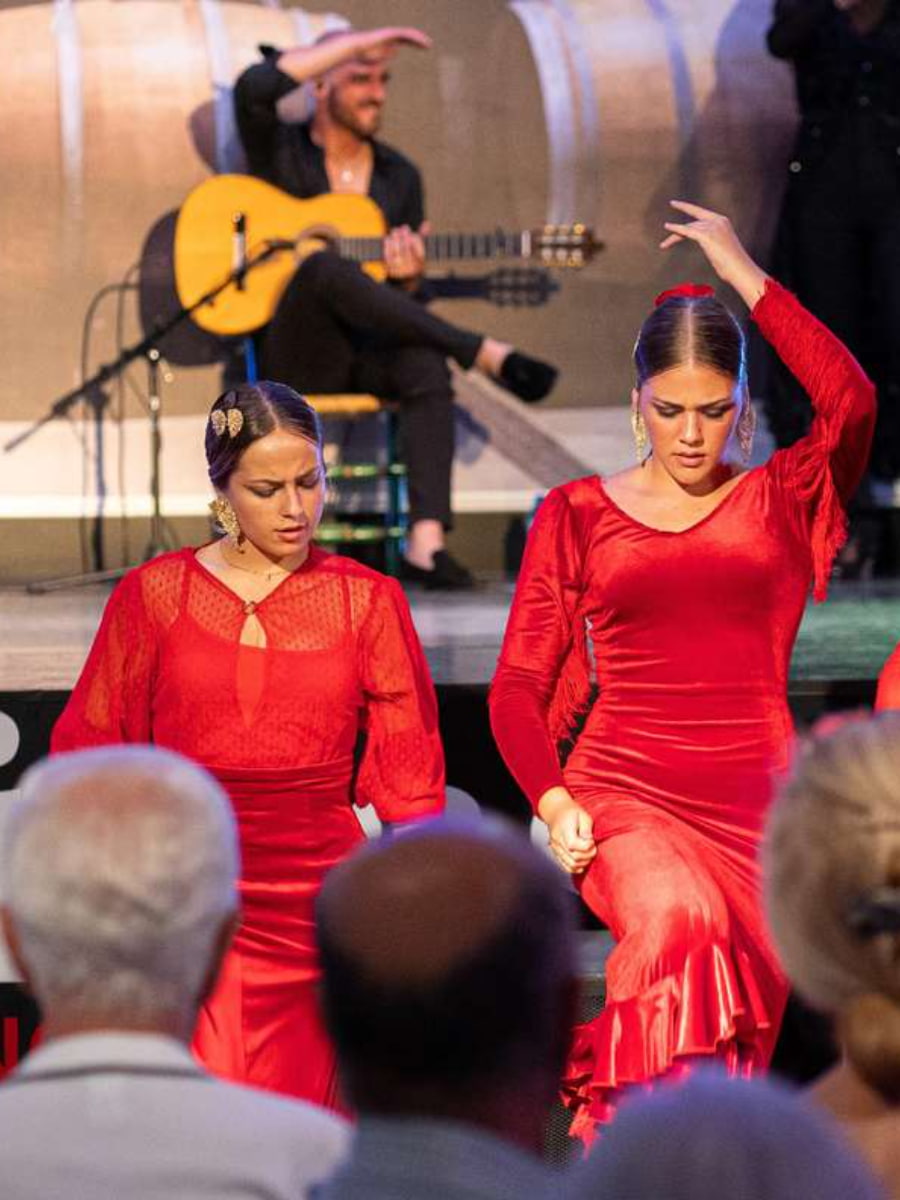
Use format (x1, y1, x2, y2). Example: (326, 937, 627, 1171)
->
(174, 174, 600, 337)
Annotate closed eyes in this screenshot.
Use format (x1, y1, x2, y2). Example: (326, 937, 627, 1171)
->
(653, 403, 733, 420)
(248, 473, 322, 497)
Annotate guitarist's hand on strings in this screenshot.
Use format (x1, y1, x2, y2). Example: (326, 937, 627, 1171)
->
(385, 221, 429, 287)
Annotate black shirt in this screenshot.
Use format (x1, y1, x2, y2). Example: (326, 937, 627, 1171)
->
(233, 51, 425, 230)
(767, 0, 900, 163)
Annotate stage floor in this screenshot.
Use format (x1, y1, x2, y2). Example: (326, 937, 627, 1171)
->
(1, 575, 899, 693)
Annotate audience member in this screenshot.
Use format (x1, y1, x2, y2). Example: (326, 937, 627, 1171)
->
(314, 818, 577, 1199)
(765, 712, 900, 1197)
(0, 745, 348, 1200)
(560, 1071, 883, 1199)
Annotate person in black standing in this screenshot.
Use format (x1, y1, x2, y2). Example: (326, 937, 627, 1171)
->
(766, 0, 900, 575)
(234, 26, 558, 589)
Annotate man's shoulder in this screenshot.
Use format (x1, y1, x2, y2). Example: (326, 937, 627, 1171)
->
(0, 1071, 349, 1170)
(206, 1075, 348, 1136)
(159, 1072, 350, 1147)
(372, 137, 422, 182)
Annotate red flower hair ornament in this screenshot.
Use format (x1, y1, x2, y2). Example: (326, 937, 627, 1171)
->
(654, 282, 716, 307)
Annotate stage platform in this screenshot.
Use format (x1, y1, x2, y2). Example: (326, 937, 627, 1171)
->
(2, 575, 899, 693)
(1, 573, 898, 812)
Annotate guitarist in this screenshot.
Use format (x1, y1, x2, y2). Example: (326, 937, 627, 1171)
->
(234, 26, 558, 589)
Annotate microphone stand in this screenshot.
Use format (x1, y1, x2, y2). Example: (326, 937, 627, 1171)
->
(4, 235, 292, 594)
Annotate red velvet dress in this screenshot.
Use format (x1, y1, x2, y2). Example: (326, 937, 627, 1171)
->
(876, 646, 900, 710)
(52, 545, 445, 1107)
(490, 281, 875, 1141)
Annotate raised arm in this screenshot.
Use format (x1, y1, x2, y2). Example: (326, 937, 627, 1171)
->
(489, 487, 596, 874)
(661, 200, 874, 500)
(52, 571, 158, 750)
(660, 200, 875, 599)
(355, 577, 445, 822)
(752, 279, 875, 506)
(276, 27, 431, 87)
(233, 27, 431, 178)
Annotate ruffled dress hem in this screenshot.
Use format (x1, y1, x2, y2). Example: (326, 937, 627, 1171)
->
(562, 937, 781, 1144)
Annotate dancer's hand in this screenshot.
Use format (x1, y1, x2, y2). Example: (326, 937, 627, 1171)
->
(539, 787, 597, 875)
(385, 222, 428, 283)
(660, 201, 767, 309)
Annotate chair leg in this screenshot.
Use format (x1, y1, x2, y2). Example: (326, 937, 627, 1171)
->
(243, 336, 259, 384)
(385, 410, 403, 576)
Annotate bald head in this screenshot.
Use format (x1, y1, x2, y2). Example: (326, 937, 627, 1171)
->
(320, 822, 548, 985)
(316, 819, 576, 1119)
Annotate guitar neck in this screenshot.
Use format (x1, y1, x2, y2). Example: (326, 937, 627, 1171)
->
(336, 231, 530, 263)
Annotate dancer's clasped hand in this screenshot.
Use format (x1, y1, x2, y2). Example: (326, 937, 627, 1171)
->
(539, 787, 597, 875)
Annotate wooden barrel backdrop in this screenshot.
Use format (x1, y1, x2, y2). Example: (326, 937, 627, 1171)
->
(0, 0, 796, 556)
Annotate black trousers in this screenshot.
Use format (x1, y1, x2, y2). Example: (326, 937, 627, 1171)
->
(768, 117, 900, 482)
(261, 252, 483, 529)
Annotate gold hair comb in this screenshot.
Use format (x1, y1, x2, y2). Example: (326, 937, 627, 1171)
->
(210, 407, 244, 438)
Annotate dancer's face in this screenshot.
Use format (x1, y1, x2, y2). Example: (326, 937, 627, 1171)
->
(633, 362, 743, 491)
(322, 57, 391, 138)
(223, 428, 325, 563)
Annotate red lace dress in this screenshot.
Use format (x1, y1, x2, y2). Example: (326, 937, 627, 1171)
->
(52, 546, 445, 1108)
(490, 281, 875, 1142)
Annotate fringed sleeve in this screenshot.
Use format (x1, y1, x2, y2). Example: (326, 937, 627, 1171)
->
(753, 280, 876, 602)
(489, 485, 590, 809)
(51, 570, 159, 749)
(355, 577, 446, 822)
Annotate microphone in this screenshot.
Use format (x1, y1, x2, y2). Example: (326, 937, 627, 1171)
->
(232, 211, 247, 291)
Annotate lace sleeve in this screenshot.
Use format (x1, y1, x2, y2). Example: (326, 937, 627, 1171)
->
(354, 577, 445, 822)
(52, 570, 159, 749)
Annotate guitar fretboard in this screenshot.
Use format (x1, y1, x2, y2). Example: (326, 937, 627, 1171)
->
(336, 231, 529, 263)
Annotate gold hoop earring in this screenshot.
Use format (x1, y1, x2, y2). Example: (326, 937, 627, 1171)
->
(737, 402, 757, 465)
(209, 497, 243, 545)
(631, 408, 648, 463)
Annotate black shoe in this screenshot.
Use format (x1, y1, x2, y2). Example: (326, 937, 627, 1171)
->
(400, 550, 475, 590)
(498, 352, 558, 404)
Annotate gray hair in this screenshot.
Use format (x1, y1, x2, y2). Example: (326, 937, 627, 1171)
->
(2, 746, 239, 1024)
(563, 1072, 883, 1200)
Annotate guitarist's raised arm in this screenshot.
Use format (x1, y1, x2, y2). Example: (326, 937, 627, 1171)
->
(234, 28, 431, 186)
(277, 28, 431, 85)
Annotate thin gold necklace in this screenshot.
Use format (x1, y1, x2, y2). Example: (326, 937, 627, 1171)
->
(218, 541, 290, 582)
(329, 144, 370, 185)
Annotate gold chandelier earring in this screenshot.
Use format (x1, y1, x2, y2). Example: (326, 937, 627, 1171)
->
(737, 401, 757, 465)
(631, 407, 649, 463)
(209, 496, 244, 546)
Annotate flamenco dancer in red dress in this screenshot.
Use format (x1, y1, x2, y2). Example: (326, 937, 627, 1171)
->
(52, 381, 445, 1108)
(490, 203, 876, 1143)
